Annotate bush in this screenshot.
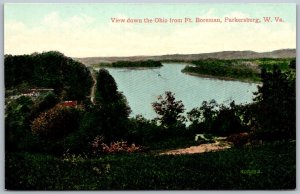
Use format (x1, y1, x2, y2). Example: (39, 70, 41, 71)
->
(188, 100, 248, 136)
(5, 96, 38, 152)
(90, 136, 143, 154)
(226, 132, 250, 147)
(187, 100, 218, 134)
(30, 91, 59, 119)
(211, 102, 246, 136)
(31, 104, 81, 140)
(127, 115, 164, 144)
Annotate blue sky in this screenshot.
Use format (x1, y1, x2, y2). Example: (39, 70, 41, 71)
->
(4, 3, 296, 57)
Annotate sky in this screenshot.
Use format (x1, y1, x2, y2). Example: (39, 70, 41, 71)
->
(4, 3, 296, 57)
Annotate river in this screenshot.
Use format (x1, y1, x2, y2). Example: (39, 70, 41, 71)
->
(95, 63, 258, 119)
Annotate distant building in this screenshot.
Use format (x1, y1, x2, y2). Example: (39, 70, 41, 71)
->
(60, 101, 78, 108)
(8, 88, 54, 100)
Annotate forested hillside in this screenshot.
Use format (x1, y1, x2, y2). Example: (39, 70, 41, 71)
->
(5, 51, 93, 100)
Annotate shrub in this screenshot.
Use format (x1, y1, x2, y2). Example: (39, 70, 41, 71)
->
(90, 135, 143, 154)
(31, 104, 81, 140)
(188, 100, 248, 136)
(226, 132, 250, 147)
(127, 115, 164, 144)
(187, 100, 218, 134)
(211, 102, 246, 136)
(5, 96, 38, 152)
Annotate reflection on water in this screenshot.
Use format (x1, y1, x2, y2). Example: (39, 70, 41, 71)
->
(95, 63, 258, 119)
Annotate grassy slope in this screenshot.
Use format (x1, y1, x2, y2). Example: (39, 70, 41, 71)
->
(6, 141, 295, 190)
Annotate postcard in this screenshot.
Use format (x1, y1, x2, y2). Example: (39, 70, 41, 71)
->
(4, 3, 296, 190)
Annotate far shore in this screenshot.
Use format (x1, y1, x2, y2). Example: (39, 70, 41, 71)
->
(93, 66, 162, 70)
(182, 71, 261, 84)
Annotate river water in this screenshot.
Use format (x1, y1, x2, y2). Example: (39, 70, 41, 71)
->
(96, 63, 258, 119)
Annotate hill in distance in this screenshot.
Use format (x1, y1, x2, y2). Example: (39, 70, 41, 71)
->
(74, 49, 296, 66)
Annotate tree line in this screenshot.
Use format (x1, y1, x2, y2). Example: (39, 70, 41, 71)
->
(93, 60, 162, 68)
(182, 58, 294, 82)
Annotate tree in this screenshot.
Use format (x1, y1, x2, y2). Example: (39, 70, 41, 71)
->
(289, 58, 296, 69)
(93, 69, 131, 142)
(187, 100, 218, 134)
(95, 69, 119, 104)
(127, 115, 162, 144)
(187, 100, 246, 136)
(211, 102, 246, 136)
(152, 91, 185, 129)
(253, 65, 296, 140)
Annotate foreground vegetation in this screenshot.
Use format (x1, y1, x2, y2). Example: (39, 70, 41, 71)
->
(5, 52, 296, 190)
(6, 141, 295, 190)
(92, 60, 162, 68)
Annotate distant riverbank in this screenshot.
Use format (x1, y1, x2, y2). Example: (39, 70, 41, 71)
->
(92, 60, 162, 68)
(181, 58, 293, 83)
(182, 71, 261, 84)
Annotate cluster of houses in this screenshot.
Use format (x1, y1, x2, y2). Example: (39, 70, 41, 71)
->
(7, 88, 79, 108)
(8, 88, 54, 100)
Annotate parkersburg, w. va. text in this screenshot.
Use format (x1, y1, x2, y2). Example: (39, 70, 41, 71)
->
(111, 16, 284, 24)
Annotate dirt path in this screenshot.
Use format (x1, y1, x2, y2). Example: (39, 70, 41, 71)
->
(90, 69, 97, 104)
(160, 141, 231, 155)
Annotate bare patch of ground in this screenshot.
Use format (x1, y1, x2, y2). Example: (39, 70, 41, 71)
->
(160, 139, 232, 155)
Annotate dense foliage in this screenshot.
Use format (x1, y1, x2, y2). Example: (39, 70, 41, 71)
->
(93, 68, 131, 142)
(5, 96, 36, 152)
(31, 104, 81, 139)
(187, 100, 248, 136)
(59, 69, 132, 153)
(182, 59, 260, 82)
(256, 58, 293, 71)
(152, 91, 186, 133)
(5, 51, 93, 100)
(127, 115, 164, 145)
(182, 58, 294, 82)
(5, 92, 62, 152)
(251, 65, 296, 140)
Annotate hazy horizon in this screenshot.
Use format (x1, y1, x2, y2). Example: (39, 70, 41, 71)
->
(4, 48, 296, 58)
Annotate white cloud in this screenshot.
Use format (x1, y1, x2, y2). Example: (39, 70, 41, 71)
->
(4, 11, 296, 57)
